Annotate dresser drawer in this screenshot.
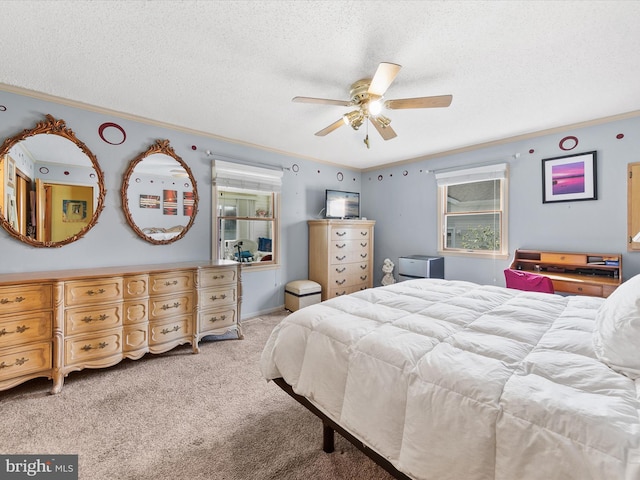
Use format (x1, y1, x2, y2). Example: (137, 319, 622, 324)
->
(199, 267, 237, 288)
(65, 278, 123, 306)
(552, 280, 603, 297)
(149, 293, 194, 321)
(330, 261, 369, 278)
(0, 342, 51, 382)
(330, 249, 371, 265)
(329, 269, 371, 289)
(123, 300, 148, 325)
(330, 239, 371, 256)
(540, 253, 586, 265)
(149, 271, 194, 295)
(328, 283, 368, 299)
(123, 275, 148, 299)
(198, 307, 237, 332)
(123, 324, 148, 353)
(0, 284, 52, 315)
(331, 227, 372, 241)
(0, 311, 52, 348)
(64, 328, 122, 365)
(199, 286, 236, 309)
(65, 304, 122, 335)
(149, 316, 191, 346)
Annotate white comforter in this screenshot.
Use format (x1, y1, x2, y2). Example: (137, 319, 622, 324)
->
(260, 279, 640, 480)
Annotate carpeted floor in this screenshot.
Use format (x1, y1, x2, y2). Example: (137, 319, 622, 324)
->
(0, 311, 394, 480)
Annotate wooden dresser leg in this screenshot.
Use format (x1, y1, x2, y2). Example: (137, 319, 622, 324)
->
(323, 422, 335, 453)
(50, 371, 64, 395)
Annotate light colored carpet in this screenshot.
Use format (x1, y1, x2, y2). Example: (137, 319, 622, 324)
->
(0, 311, 394, 480)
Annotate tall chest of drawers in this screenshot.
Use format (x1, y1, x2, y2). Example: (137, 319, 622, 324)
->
(0, 260, 241, 394)
(308, 219, 375, 301)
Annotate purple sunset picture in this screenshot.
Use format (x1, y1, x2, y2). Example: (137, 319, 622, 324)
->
(551, 161, 585, 195)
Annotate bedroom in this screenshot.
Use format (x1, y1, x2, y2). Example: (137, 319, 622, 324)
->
(1, 1, 640, 479)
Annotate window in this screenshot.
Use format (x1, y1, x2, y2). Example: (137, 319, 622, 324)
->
(436, 163, 508, 256)
(212, 160, 282, 265)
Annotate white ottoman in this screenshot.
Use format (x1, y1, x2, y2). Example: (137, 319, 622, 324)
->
(285, 280, 321, 312)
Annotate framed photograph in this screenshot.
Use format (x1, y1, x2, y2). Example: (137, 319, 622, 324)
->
(542, 151, 597, 203)
(62, 200, 88, 222)
(6, 156, 16, 189)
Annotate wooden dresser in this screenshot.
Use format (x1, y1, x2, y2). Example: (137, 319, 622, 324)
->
(509, 249, 622, 297)
(0, 260, 241, 394)
(308, 219, 375, 301)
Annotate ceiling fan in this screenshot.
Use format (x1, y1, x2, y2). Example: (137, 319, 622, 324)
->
(292, 62, 452, 147)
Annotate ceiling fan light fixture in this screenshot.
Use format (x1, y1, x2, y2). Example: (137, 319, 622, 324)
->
(343, 110, 365, 130)
(368, 98, 383, 116)
(374, 114, 392, 129)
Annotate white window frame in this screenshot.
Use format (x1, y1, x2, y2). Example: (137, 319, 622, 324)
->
(436, 163, 509, 258)
(212, 160, 282, 268)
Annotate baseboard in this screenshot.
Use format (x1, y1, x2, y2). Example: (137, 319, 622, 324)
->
(242, 304, 287, 323)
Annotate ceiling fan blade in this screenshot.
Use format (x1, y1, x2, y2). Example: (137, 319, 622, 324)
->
(315, 118, 345, 136)
(369, 117, 397, 141)
(385, 94, 453, 110)
(292, 96, 351, 107)
(368, 62, 402, 97)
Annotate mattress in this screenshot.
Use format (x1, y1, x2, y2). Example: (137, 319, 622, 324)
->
(260, 279, 640, 480)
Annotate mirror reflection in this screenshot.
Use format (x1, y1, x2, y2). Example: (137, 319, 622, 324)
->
(121, 139, 198, 244)
(0, 115, 105, 247)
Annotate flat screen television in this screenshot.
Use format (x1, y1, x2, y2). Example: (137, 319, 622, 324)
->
(325, 189, 360, 219)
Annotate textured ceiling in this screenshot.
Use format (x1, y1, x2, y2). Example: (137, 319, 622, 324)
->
(2, 0, 640, 170)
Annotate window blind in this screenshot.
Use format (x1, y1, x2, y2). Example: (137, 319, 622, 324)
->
(435, 163, 508, 186)
(213, 160, 283, 193)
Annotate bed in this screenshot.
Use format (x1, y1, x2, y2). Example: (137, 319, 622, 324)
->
(260, 277, 640, 480)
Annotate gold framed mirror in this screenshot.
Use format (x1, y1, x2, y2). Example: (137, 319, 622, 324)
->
(0, 115, 106, 247)
(121, 139, 198, 245)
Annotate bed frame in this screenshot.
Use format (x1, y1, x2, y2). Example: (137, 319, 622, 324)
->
(273, 377, 412, 480)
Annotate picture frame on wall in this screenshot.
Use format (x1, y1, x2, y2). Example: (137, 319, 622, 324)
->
(6, 156, 16, 189)
(542, 150, 597, 203)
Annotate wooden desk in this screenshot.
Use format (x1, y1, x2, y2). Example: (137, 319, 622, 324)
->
(509, 249, 622, 298)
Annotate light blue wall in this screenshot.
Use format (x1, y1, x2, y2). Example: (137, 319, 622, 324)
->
(3, 88, 639, 316)
(363, 115, 640, 286)
(0, 89, 360, 318)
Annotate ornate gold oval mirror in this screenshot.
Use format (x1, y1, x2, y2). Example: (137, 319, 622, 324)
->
(121, 139, 198, 245)
(0, 115, 106, 247)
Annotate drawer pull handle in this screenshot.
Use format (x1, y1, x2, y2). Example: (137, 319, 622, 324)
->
(86, 289, 106, 296)
(81, 342, 108, 351)
(577, 287, 583, 291)
(360, 265, 367, 270)
(360, 275, 368, 281)
(336, 231, 346, 237)
(210, 294, 227, 301)
(360, 242, 367, 247)
(164, 280, 179, 286)
(0, 296, 25, 304)
(81, 314, 109, 323)
(161, 302, 181, 310)
(161, 325, 180, 335)
(335, 279, 346, 285)
(336, 267, 346, 273)
(360, 253, 368, 258)
(336, 255, 346, 261)
(211, 274, 225, 280)
(336, 243, 346, 248)
(335, 291, 346, 297)
(0, 357, 28, 369)
(209, 315, 227, 323)
(360, 231, 368, 236)
(0, 325, 30, 336)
